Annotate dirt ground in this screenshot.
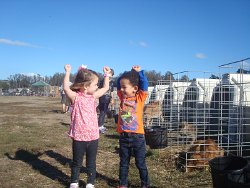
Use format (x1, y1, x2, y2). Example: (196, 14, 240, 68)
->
(0, 96, 213, 188)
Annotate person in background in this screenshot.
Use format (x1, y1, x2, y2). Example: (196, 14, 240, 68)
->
(63, 64, 112, 188)
(112, 87, 120, 124)
(60, 82, 71, 113)
(116, 65, 150, 188)
(98, 68, 115, 133)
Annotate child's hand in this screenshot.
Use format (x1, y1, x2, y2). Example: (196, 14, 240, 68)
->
(103, 66, 111, 74)
(64, 64, 71, 72)
(132, 65, 141, 72)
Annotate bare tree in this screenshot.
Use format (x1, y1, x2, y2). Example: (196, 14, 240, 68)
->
(162, 71, 175, 83)
(145, 70, 162, 86)
(180, 75, 189, 81)
(210, 74, 220, 79)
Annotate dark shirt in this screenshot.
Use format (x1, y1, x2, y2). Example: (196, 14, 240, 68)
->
(99, 79, 114, 103)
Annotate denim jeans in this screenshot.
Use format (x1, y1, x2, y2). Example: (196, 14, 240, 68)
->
(119, 132, 150, 187)
(98, 102, 110, 127)
(71, 139, 98, 184)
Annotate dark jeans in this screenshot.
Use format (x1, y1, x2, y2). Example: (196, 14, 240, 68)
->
(71, 139, 98, 184)
(98, 102, 110, 127)
(119, 132, 150, 187)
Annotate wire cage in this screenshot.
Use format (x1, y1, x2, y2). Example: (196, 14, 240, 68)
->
(144, 58, 250, 172)
(209, 59, 250, 158)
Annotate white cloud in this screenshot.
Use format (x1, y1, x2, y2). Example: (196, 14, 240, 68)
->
(139, 41, 148, 48)
(129, 40, 148, 48)
(0, 38, 41, 48)
(195, 53, 207, 59)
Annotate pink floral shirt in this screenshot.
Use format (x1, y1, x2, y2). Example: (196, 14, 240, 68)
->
(68, 92, 99, 141)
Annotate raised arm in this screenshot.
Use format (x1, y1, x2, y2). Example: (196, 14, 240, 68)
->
(132, 65, 148, 91)
(93, 66, 112, 99)
(63, 64, 76, 102)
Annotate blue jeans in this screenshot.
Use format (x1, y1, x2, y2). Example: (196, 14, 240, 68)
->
(119, 132, 150, 187)
(71, 139, 98, 184)
(98, 102, 110, 127)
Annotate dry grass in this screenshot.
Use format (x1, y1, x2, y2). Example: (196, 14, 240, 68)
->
(0, 96, 213, 188)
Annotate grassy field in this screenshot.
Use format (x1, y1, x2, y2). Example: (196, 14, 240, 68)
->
(0, 96, 212, 188)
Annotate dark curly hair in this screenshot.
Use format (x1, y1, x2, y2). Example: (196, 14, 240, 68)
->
(119, 69, 139, 87)
(70, 68, 99, 92)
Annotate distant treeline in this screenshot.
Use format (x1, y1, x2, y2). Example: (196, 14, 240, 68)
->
(5, 68, 247, 90)
(0, 73, 71, 90)
(0, 70, 182, 90)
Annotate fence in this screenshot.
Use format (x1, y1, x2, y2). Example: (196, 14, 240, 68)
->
(143, 58, 250, 172)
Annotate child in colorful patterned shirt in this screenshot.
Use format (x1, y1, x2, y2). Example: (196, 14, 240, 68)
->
(63, 64, 112, 188)
(116, 65, 150, 188)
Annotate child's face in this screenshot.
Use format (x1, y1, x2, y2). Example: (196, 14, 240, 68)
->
(120, 78, 138, 97)
(86, 76, 99, 94)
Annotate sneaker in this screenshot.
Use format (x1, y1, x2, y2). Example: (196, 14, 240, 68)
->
(69, 183, 79, 188)
(99, 126, 107, 134)
(117, 186, 128, 188)
(86, 183, 95, 188)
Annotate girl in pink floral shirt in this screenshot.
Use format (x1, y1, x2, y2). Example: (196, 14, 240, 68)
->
(63, 64, 112, 188)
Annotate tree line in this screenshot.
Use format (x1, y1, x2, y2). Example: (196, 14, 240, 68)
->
(0, 73, 69, 90)
(1, 68, 227, 90)
(0, 70, 176, 90)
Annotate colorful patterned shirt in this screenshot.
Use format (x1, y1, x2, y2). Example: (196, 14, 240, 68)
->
(117, 90, 148, 134)
(68, 92, 99, 141)
(116, 70, 149, 134)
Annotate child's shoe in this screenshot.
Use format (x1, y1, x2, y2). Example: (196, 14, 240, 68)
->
(117, 186, 128, 188)
(69, 182, 79, 188)
(99, 125, 107, 134)
(86, 183, 95, 188)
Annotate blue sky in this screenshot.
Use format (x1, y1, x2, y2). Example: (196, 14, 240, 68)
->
(0, 0, 249, 80)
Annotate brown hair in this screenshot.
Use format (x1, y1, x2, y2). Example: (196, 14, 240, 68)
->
(70, 68, 99, 92)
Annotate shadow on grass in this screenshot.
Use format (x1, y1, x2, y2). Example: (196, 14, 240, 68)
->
(45, 150, 71, 166)
(105, 134, 120, 140)
(60, 122, 70, 127)
(45, 150, 119, 187)
(49, 109, 61, 113)
(42, 109, 61, 113)
(5, 149, 71, 187)
(5, 149, 158, 187)
(105, 124, 116, 129)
